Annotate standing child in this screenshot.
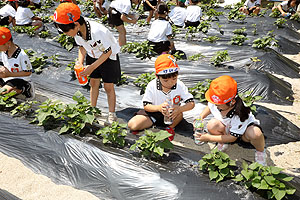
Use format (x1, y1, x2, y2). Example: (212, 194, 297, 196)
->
(93, 0, 110, 18)
(143, 0, 160, 24)
(194, 75, 266, 165)
(0, 27, 35, 99)
(15, 0, 43, 31)
(272, 0, 300, 18)
(147, 2, 174, 55)
(185, 0, 201, 28)
(239, 0, 261, 15)
(169, 0, 187, 28)
(128, 54, 195, 141)
(0, 0, 18, 26)
(51, 3, 121, 124)
(108, 0, 141, 46)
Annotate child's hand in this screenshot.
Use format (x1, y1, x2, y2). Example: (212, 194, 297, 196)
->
(79, 65, 93, 76)
(193, 132, 207, 142)
(160, 102, 168, 115)
(169, 105, 181, 120)
(0, 67, 10, 78)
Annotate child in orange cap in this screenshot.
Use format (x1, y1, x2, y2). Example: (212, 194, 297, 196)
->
(0, 0, 18, 26)
(128, 54, 195, 141)
(0, 27, 35, 99)
(51, 3, 121, 124)
(194, 75, 266, 165)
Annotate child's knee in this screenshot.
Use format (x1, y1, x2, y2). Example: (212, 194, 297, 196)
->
(128, 119, 138, 131)
(246, 126, 264, 140)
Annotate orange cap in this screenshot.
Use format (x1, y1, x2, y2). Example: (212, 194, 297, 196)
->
(155, 54, 179, 75)
(50, 3, 81, 24)
(205, 75, 237, 104)
(0, 27, 12, 45)
(60, 0, 72, 2)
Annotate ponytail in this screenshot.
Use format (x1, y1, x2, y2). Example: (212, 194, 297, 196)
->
(226, 96, 251, 122)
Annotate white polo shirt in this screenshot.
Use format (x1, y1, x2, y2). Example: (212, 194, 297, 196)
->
(147, 18, 172, 42)
(0, 4, 16, 18)
(110, 0, 131, 15)
(280, 1, 297, 12)
(185, 5, 202, 22)
(143, 79, 194, 106)
(15, 7, 34, 25)
(208, 102, 260, 137)
(244, 0, 261, 8)
(169, 6, 187, 27)
(74, 19, 120, 60)
(1, 47, 32, 82)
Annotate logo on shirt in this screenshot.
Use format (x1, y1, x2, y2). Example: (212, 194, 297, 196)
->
(173, 95, 181, 105)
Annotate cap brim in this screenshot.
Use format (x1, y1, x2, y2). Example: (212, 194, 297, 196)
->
(205, 89, 214, 104)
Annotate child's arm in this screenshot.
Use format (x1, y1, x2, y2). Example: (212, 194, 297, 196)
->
(277, 4, 287, 16)
(145, 0, 155, 10)
(199, 134, 237, 143)
(198, 106, 211, 120)
(167, 35, 175, 51)
(170, 101, 195, 120)
(144, 103, 167, 113)
(120, 13, 138, 24)
(32, 16, 42, 21)
(0, 66, 31, 78)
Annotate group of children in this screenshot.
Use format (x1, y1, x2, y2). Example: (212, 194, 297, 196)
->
(0, 0, 272, 165)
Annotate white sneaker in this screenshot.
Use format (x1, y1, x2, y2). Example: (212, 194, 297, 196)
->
(106, 112, 117, 124)
(255, 149, 267, 166)
(216, 143, 229, 152)
(23, 82, 35, 101)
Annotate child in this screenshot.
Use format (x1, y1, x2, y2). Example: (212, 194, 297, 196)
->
(93, 0, 110, 18)
(0, 0, 18, 26)
(169, 0, 187, 28)
(194, 75, 266, 165)
(15, 0, 43, 31)
(143, 0, 160, 24)
(51, 3, 121, 124)
(30, 0, 41, 9)
(108, 0, 141, 46)
(128, 54, 195, 141)
(0, 27, 35, 99)
(272, 0, 300, 18)
(239, 0, 261, 15)
(147, 2, 174, 55)
(185, 0, 201, 28)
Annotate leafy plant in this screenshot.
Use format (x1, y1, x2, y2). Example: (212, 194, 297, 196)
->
(41, 15, 52, 23)
(49, 54, 60, 67)
(228, 6, 246, 21)
(252, 31, 278, 49)
(198, 149, 236, 183)
(216, 22, 224, 35)
(171, 24, 181, 37)
(65, 60, 76, 71)
(274, 18, 287, 28)
(234, 162, 296, 200)
(137, 19, 149, 27)
(188, 53, 205, 61)
(210, 50, 231, 66)
(252, 24, 258, 36)
(233, 27, 247, 36)
(172, 51, 185, 60)
(130, 130, 173, 159)
(185, 26, 199, 39)
(239, 90, 263, 113)
(24, 49, 48, 73)
(13, 26, 36, 37)
(116, 72, 129, 86)
(205, 8, 224, 20)
(55, 34, 76, 51)
(38, 30, 51, 38)
(121, 41, 156, 60)
(290, 13, 300, 22)
(133, 72, 156, 95)
(269, 8, 281, 18)
(204, 36, 220, 43)
(198, 20, 211, 34)
(188, 79, 212, 102)
(0, 90, 17, 110)
(96, 122, 127, 147)
(11, 100, 37, 116)
(230, 34, 248, 46)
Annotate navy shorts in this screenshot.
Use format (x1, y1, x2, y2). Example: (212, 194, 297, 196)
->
(0, 78, 29, 91)
(108, 7, 124, 27)
(86, 54, 121, 83)
(143, 0, 157, 11)
(148, 40, 171, 55)
(136, 109, 167, 127)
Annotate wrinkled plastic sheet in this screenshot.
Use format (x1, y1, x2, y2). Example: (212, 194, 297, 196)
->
(1, 113, 300, 200)
(0, 189, 21, 200)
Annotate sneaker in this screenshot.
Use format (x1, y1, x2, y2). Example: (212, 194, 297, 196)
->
(165, 126, 175, 141)
(22, 82, 35, 100)
(216, 143, 229, 152)
(106, 112, 117, 124)
(255, 149, 267, 166)
(131, 130, 139, 135)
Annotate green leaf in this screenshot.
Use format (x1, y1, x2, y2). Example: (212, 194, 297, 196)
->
(209, 170, 219, 180)
(218, 162, 228, 169)
(130, 143, 137, 151)
(233, 174, 244, 182)
(252, 178, 261, 188)
(59, 125, 69, 134)
(286, 188, 296, 195)
(270, 166, 283, 174)
(265, 176, 276, 186)
(241, 169, 253, 181)
(258, 179, 269, 190)
(274, 189, 286, 200)
(154, 146, 164, 156)
(103, 138, 109, 144)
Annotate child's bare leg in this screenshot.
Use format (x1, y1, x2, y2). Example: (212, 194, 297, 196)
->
(1, 85, 21, 95)
(90, 78, 101, 107)
(206, 118, 226, 135)
(169, 112, 183, 129)
(128, 115, 153, 131)
(116, 25, 126, 46)
(253, 7, 260, 15)
(103, 82, 116, 113)
(147, 10, 154, 24)
(242, 126, 265, 152)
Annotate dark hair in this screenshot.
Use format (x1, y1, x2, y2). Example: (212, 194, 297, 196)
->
(178, 2, 185, 7)
(157, 2, 169, 14)
(18, 0, 30, 7)
(191, 0, 198, 4)
(288, 0, 299, 7)
(226, 96, 251, 122)
(55, 16, 85, 33)
(8, 1, 17, 10)
(157, 71, 178, 79)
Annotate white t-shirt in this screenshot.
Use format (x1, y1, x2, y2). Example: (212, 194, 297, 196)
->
(244, 0, 261, 8)
(208, 102, 260, 137)
(147, 19, 172, 42)
(110, 0, 131, 15)
(0, 4, 16, 18)
(74, 20, 120, 60)
(1, 47, 32, 82)
(280, 1, 297, 12)
(169, 6, 187, 27)
(15, 7, 34, 25)
(143, 79, 194, 106)
(185, 5, 202, 22)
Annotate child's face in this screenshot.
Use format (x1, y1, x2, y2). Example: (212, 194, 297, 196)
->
(159, 74, 178, 90)
(64, 26, 78, 37)
(0, 43, 9, 52)
(291, 0, 296, 7)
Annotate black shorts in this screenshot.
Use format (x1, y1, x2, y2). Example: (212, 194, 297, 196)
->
(108, 7, 124, 27)
(143, 0, 157, 11)
(232, 123, 264, 145)
(247, 7, 254, 14)
(0, 78, 29, 92)
(86, 54, 121, 83)
(185, 21, 200, 28)
(136, 109, 167, 127)
(0, 16, 10, 26)
(148, 40, 171, 55)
